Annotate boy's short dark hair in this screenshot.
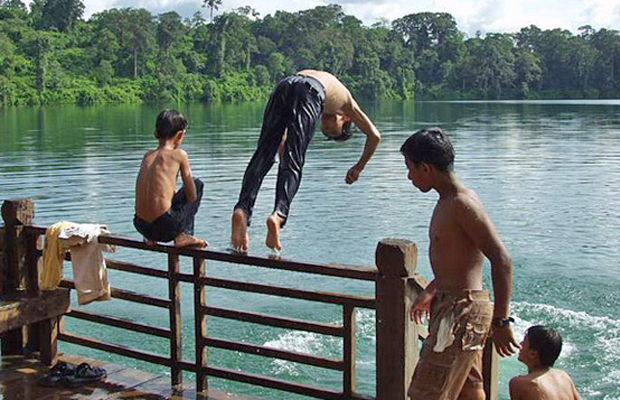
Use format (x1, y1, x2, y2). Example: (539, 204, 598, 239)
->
(527, 325, 563, 368)
(400, 127, 454, 171)
(155, 109, 188, 139)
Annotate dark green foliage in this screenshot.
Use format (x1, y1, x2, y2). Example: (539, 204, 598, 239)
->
(0, 3, 619, 107)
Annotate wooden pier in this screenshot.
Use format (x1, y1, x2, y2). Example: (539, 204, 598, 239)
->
(0, 198, 499, 399)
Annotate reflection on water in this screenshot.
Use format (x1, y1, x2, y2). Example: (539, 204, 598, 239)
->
(1, 100, 620, 399)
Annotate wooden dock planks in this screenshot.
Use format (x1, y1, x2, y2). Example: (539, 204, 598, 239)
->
(0, 355, 257, 400)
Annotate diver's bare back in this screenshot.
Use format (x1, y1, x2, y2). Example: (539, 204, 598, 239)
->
(429, 189, 486, 291)
(297, 69, 352, 114)
(135, 149, 182, 222)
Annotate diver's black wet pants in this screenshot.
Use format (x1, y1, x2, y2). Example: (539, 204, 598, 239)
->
(234, 75, 325, 227)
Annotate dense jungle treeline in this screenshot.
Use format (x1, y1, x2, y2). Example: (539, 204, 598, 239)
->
(1, 0, 619, 106)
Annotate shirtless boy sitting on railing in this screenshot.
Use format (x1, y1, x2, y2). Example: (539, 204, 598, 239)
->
(133, 109, 208, 248)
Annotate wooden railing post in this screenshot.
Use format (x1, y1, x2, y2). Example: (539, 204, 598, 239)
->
(483, 339, 499, 400)
(375, 238, 419, 400)
(168, 253, 182, 386)
(343, 304, 356, 396)
(1, 199, 35, 356)
(193, 257, 208, 393)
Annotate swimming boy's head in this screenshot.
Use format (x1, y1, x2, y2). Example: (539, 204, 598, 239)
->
(519, 325, 563, 368)
(155, 109, 188, 140)
(400, 127, 454, 171)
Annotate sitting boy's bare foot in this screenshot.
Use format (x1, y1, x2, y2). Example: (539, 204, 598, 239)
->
(231, 208, 249, 252)
(265, 213, 283, 251)
(174, 232, 208, 248)
(144, 238, 156, 247)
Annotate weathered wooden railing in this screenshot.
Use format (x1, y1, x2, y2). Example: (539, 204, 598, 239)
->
(1, 198, 499, 400)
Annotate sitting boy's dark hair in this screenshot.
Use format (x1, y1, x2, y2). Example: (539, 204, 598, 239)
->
(527, 325, 563, 368)
(155, 109, 188, 139)
(400, 127, 454, 171)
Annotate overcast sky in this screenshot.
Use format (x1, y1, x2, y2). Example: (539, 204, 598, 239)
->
(74, 0, 620, 37)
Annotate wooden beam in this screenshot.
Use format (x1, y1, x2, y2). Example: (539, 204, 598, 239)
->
(168, 253, 182, 386)
(375, 239, 419, 400)
(1, 199, 35, 356)
(483, 339, 499, 400)
(0, 289, 69, 333)
(194, 257, 208, 392)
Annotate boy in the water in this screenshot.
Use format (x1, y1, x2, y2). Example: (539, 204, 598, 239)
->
(510, 325, 582, 400)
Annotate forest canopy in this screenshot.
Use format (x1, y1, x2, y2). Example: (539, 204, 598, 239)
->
(1, 0, 619, 106)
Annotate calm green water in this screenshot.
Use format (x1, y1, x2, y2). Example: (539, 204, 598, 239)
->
(1, 100, 620, 399)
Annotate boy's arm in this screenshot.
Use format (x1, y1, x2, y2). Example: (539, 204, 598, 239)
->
(179, 150, 197, 203)
(343, 100, 381, 184)
(452, 194, 519, 356)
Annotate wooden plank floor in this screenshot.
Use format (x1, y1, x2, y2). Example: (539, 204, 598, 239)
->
(0, 354, 258, 400)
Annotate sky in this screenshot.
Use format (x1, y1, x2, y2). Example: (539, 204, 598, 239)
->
(60, 0, 620, 36)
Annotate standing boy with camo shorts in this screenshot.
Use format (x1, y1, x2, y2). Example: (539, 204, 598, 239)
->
(402, 128, 520, 400)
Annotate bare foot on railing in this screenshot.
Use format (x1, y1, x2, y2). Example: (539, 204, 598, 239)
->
(231, 208, 249, 252)
(265, 213, 283, 251)
(174, 232, 208, 248)
(143, 238, 156, 247)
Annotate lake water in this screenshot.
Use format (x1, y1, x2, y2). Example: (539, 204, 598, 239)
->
(1, 100, 619, 399)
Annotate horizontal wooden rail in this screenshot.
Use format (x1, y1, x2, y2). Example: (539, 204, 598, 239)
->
(205, 336, 343, 371)
(59, 331, 171, 367)
(106, 259, 168, 279)
(204, 365, 374, 400)
(201, 276, 376, 309)
(16, 225, 376, 281)
(66, 309, 171, 338)
(59, 279, 170, 309)
(100, 234, 377, 281)
(204, 306, 344, 337)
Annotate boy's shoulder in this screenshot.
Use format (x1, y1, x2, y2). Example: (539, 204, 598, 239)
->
(509, 374, 539, 398)
(144, 147, 188, 158)
(444, 187, 482, 215)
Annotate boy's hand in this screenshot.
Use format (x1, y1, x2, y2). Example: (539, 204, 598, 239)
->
(410, 289, 434, 324)
(491, 325, 521, 357)
(345, 166, 361, 184)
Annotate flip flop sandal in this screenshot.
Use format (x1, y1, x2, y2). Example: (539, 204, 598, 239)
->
(38, 361, 76, 387)
(64, 362, 107, 387)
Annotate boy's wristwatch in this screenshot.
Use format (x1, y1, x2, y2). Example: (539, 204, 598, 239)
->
(491, 317, 514, 328)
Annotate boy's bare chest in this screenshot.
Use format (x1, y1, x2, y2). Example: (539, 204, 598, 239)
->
(429, 205, 459, 246)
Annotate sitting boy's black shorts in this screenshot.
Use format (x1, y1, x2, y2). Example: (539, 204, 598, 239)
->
(133, 212, 182, 243)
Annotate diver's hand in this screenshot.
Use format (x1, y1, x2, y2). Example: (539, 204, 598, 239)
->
(345, 166, 361, 184)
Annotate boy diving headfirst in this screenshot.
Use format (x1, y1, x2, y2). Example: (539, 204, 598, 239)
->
(231, 69, 381, 252)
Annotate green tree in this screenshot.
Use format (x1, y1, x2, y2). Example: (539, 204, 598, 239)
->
(202, 0, 222, 23)
(33, 0, 85, 32)
(0, 0, 27, 20)
(590, 28, 620, 96)
(157, 11, 184, 53)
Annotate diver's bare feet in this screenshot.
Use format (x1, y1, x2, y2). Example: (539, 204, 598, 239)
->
(265, 213, 283, 251)
(174, 232, 208, 248)
(231, 208, 249, 252)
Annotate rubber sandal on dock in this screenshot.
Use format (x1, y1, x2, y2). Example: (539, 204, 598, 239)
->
(38, 361, 76, 387)
(64, 362, 107, 387)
